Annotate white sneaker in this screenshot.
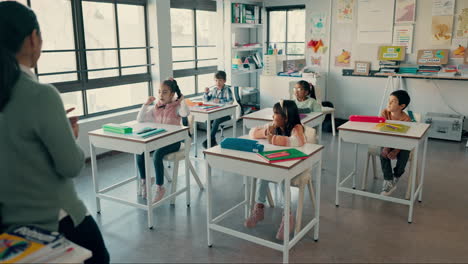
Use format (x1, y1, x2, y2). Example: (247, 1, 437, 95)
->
(381, 180, 397, 196)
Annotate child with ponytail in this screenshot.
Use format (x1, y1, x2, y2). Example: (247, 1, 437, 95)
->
(136, 78, 189, 202)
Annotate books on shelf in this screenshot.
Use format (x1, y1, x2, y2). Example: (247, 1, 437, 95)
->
(257, 148, 308, 163)
(0, 226, 90, 263)
(437, 65, 458, 77)
(399, 64, 419, 74)
(232, 3, 262, 24)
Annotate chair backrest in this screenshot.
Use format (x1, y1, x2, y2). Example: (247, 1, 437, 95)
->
(233, 86, 245, 117)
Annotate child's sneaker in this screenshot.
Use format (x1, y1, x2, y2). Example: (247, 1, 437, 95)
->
(244, 203, 265, 228)
(276, 214, 295, 241)
(381, 179, 397, 196)
(152, 186, 166, 203)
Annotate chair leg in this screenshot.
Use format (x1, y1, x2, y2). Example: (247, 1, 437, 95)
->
(372, 155, 378, 179)
(164, 167, 172, 183)
(295, 184, 306, 235)
(266, 187, 275, 208)
(362, 153, 370, 190)
(188, 161, 204, 190)
(250, 178, 257, 214)
(307, 179, 316, 207)
(170, 159, 179, 205)
(331, 112, 336, 136)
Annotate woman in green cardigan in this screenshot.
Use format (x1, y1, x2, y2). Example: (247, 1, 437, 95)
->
(0, 2, 109, 263)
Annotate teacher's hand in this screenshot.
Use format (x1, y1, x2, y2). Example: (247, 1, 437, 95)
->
(66, 108, 79, 138)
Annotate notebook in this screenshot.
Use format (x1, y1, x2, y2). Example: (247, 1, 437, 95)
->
(257, 148, 308, 163)
(375, 123, 410, 133)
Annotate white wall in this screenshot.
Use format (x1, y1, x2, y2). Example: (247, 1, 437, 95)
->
(267, 0, 468, 129)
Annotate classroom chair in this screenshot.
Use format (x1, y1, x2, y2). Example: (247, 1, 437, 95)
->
(361, 113, 421, 199)
(249, 169, 316, 235)
(163, 115, 204, 205)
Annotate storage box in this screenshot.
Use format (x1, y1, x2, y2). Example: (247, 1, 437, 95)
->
(423, 112, 464, 141)
(263, 55, 285, 76)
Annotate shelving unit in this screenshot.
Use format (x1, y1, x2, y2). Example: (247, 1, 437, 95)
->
(224, 0, 265, 113)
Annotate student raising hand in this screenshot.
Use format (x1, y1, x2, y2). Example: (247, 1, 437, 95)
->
(145, 96, 156, 105)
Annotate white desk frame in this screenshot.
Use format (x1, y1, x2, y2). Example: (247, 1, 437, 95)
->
(242, 108, 325, 143)
(335, 121, 430, 223)
(204, 139, 324, 263)
(191, 104, 237, 157)
(88, 121, 191, 229)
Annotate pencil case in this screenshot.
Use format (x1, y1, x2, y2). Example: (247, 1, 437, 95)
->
(220, 138, 265, 153)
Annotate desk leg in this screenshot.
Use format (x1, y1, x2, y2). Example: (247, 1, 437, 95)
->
(185, 137, 191, 207)
(207, 118, 212, 149)
(233, 111, 237, 138)
(244, 176, 249, 218)
(408, 145, 419, 224)
(145, 151, 154, 229)
(314, 155, 322, 241)
(418, 137, 428, 202)
(194, 121, 198, 158)
(134, 154, 139, 194)
(318, 123, 323, 145)
(335, 136, 342, 207)
(352, 144, 358, 189)
(206, 161, 213, 247)
(89, 143, 101, 214)
(283, 179, 291, 264)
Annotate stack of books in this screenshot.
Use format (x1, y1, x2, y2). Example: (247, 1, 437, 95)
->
(379, 61, 400, 74)
(0, 226, 91, 263)
(257, 149, 308, 163)
(231, 3, 262, 24)
(399, 65, 419, 74)
(418, 65, 442, 75)
(102, 123, 133, 134)
(438, 65, 458, 77)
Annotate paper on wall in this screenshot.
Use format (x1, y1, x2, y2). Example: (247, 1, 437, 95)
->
(395, 0, 416, 23)
(432, 0, 455, 16)
(454, 8, 468, 38)
(357, 0, 395, 44)
(393, 25, 414, 53)
(310, 13, 327, 39)
(451, 39, 467, 59)
(337, 0, 354, 24)
(432, 15, 454, 45)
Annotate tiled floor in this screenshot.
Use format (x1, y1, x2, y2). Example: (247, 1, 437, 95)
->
(75, 123, 468, 263)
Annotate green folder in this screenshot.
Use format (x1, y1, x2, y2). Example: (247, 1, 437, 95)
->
(102, 123, 133, 134)
(257, 148, 308, 163)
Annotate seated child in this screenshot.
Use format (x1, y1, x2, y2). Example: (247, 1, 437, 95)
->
(136, 78, 189, 202)
(293, 80, 322, 113)
(202, 70, 234, 148)
(380, 90, 412, 196)
(245, 100, 316, 240)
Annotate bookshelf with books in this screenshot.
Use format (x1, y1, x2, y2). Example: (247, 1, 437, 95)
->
(224, 0, 265, 113)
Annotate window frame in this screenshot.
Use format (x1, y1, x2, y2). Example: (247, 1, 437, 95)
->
(170, 3, 218, 97)
(25, 0, 153, 118)
(266, 5, 306, 58)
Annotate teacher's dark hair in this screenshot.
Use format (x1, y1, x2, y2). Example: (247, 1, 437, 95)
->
(0, 1, 40, 111)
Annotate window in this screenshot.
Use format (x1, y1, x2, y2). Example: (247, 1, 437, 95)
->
(267, 6, 305, 59)
(170, 0, 218, 96)
(24, 0, 152, 118)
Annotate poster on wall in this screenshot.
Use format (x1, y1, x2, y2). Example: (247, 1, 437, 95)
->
(393, 25, 414, 53)
(335, 49, 351, 67)
(417, 49, 450, 65)
(357, 0, 395, 44)
(454, 8, 468, 38)
(395, 0, 416, 23)
(310, 13, 327, 39)
(432, 15, 454, 45)
(337, 0, 354, 24)
(451, 39, 467, 59)
(311, 56, 322, 67)
(432, 0, 455, 16)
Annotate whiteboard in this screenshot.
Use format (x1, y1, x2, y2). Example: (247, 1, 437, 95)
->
(357, 0, 395, 43)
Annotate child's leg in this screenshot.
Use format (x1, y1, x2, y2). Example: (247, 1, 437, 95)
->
(393, 150, 410, 178)
(136, 154, 146, 180)
(379, 148, 394, 181)
(153, 142, 182, 186)
(256, 179, 271, 204)
(210, 116, 231, 140)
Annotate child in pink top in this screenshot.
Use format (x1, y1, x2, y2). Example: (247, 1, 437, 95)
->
(136, 79, 189, 202)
